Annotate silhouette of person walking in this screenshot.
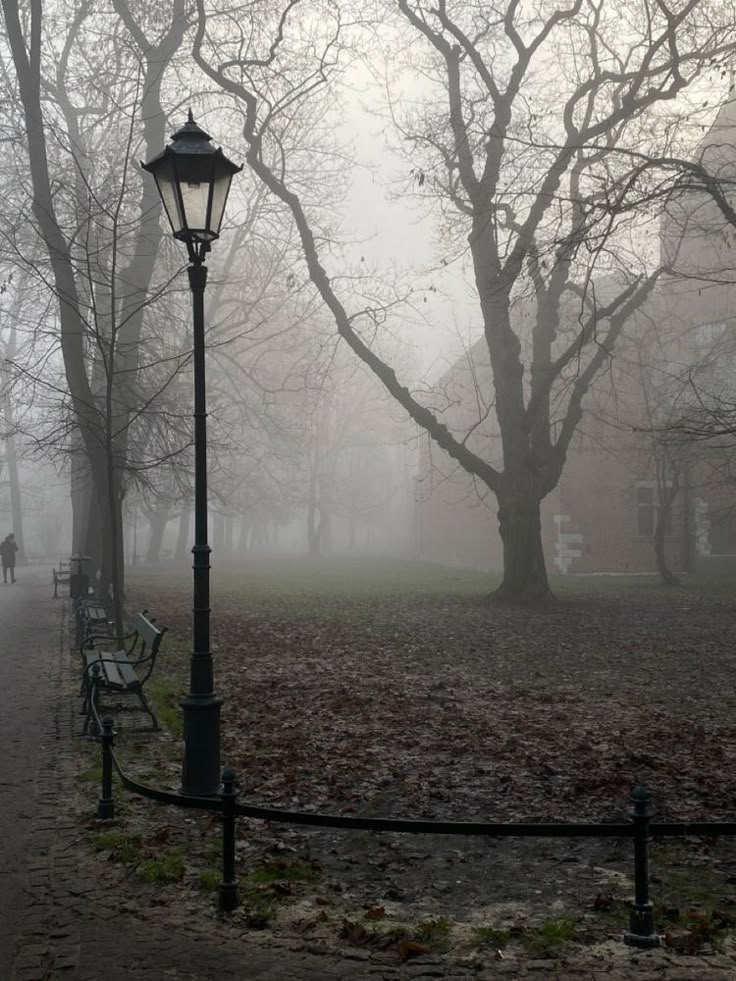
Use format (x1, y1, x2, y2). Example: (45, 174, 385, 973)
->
(0, 532, 18, 583)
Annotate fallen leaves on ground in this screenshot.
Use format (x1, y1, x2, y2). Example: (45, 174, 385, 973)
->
(114, 573, 736, 961)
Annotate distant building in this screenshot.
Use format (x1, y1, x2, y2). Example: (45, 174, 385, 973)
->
(415, 98, 736, 575)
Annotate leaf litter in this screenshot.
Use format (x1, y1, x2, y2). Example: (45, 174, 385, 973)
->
(104, 574, 736, 966)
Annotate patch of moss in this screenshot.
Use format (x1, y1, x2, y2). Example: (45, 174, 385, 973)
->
(238, 858, 322, 929)
(78, 763, 103, 783)
(522, 916, 577, 957)
(137, 849, 185, 884)
(146, 677, 184, 738)
(652, 842, 736, 953)
(472, 925, 512, 948)
(241, 884, 278, 928)
(652, 839, 728, 908)
(199, 868, 221, 893)
(414, 916, 453, 952)
(249, 859, 321, 884)
(92, 831, 143, 865)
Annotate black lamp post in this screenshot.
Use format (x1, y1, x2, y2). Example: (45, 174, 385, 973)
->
(143, 111, 241, 796)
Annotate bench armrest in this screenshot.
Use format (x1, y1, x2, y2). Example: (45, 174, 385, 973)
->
(125, 649, 160, 688)
(84, 654, 126, 677)
(84, 648, 157, 673)
(79, 628, 135, 657)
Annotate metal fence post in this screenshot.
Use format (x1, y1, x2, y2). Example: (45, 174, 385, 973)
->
(218, 766, 240, 912)
(624, 785, 659, 948)
(97, 715, 115, 820)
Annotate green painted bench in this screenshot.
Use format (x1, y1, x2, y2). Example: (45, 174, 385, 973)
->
(52, 560, 71, 598)
(76, 597, 114, 649)
(81, 612, 167, 735)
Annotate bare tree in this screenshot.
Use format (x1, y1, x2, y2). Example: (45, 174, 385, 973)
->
(192, 0, 736, 602)
(0, 0, 188, 621)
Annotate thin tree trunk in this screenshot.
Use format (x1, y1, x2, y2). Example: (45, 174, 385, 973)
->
(4, 433, 25, 564)
(307, 508, 320, 557)
(654, 508, 680, 586)
(71, 448, 100, 573)
(237, 516, 250, 552)
(145, 509, 169, 563)
(680, 464, 694, 575)
(213, 512, 225, 551)
(655, 510, 680, 585)
(654, 456, 680, 586)
(175, 507, 191, 559)
(1, 328, 26, 563)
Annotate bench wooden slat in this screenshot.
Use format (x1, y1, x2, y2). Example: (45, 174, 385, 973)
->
(100, 658, 127, 689)
(112, 651, 139, 688)
(81, 610, 166, 734)
(84, 605, 109, 623)
(84, 651, 130, 689)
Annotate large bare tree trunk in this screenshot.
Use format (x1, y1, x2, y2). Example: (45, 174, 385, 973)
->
(495, 484, 551, 604)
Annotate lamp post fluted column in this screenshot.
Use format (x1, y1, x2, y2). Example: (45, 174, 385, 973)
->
(142, 110, 241, 798)
(181, 257, 222, 797)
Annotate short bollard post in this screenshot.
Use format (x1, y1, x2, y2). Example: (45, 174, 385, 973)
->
(97, 715, 115, 820)
(218, 767, 240, 912)
(624, 785, 659, 948)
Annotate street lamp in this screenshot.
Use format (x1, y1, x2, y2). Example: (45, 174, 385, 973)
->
(143, 111, 241, 796)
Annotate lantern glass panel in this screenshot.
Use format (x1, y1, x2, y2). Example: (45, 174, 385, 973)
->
(178, 177, 213, 238)
(208, 168, 234, 237)
(152, 156, 185, 237)
(172, 154, 217, 238)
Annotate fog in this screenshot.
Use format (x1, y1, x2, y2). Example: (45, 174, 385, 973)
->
(0, 1, 735, 600)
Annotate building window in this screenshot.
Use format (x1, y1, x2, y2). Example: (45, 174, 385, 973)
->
(636, 483, 672, 537)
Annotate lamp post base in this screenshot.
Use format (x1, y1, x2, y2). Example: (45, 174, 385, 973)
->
(181, 693, 223, 796)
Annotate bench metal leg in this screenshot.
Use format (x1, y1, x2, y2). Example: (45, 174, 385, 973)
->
(82, 692, 96, 736)
(83, 666, 102, 736)
(82, 678, 99, 735)
(136, 687, 160, 732)
(83, 686, 159, 734)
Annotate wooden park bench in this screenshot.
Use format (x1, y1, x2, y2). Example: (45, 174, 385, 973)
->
(52, 560, 71, 598)
(76, 597, 115, 649)
(81, 611, 167, 735)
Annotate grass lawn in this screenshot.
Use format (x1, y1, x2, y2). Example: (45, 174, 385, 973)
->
(84, 556, 736, 965)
